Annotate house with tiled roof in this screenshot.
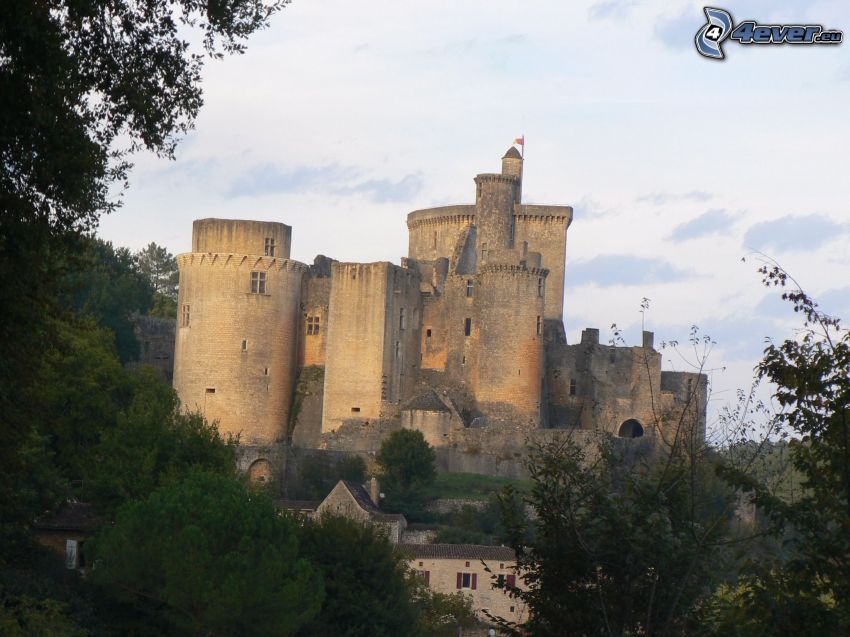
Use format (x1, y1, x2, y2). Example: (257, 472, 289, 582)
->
(398, 542, 527, 625)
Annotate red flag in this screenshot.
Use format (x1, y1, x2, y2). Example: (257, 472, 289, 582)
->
(514, 136, 525, 146)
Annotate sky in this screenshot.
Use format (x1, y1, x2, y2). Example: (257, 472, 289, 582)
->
(98, 0, 850, 431)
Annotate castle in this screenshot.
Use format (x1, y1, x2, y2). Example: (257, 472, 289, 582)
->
(172, 147, 706, 480)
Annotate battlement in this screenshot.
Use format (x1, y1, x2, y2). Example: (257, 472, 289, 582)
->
(477, 264, 549, 277)
(473, 173, 519, 185)
(176, 253, 309, 273)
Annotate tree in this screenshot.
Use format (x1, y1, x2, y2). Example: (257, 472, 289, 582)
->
(376, 429, 437, 519)
(495, 434, 735, 636)
(296, 514, 419, 637)
(409, 581, 479, 637)
(85, 367, 237, 514)
(136, 242, 179, 318)
(0, 0, 285, 550)
(90, 471, 323, 637)
(64, 238, 154, 362)
(711, 262, 850, 633)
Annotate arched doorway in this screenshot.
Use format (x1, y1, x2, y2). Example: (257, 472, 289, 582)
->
(618, 419, 644, 438)
(248, 458, 273, 484)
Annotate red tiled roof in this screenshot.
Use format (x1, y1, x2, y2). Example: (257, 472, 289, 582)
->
(396, 543, 516, 561)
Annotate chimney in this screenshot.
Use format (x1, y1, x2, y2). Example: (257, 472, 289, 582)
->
(369, 477, 380, 507)
(642, 330, 654, 350)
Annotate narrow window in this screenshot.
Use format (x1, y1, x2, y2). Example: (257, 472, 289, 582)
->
(497, 574, 505, 587)
(181, 304, 190, 327)
(466, 279, 474, 297)
(481, 242, 488, 261)
(433, 231, 437, 249)
(264, 367, 269, 376)
(205, 387, 216, 394)
(251, 271, 267, 294)
(426, 328, 432, 339)
(536, 315, 542, 335)
(241, 339, 248, 351)
(306, 316, 320, 335)
(351, 407, 361, 413)
(464, 318, 472, 337)
(399, 308, 405, 331)
(538, 277, 545, 297)
(569, 378, 577, 396)
(395, 341, 400, 359)
(510, 606, 515, 613)
(264, 237, 275, 256)
(462, 356, 466, 365)
(509, 219, 515, 246)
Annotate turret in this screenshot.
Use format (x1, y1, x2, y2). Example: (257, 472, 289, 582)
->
(501, 146, 523, 203)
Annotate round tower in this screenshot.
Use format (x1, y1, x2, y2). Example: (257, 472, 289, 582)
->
(173, 219, 307, 446)
(470, 264, 547, 426)
(474, 173, 518, 260)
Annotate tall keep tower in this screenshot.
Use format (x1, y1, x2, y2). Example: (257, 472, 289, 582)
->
(173, 219, 307, 445)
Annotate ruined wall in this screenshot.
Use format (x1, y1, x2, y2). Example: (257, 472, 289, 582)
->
(514, 205, 572, 321)
(546, 328, 665, 436)
(132, 314, 176, 382)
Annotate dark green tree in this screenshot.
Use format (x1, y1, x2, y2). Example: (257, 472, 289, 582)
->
(376, 429, 437, 519)
(135, 242, 179, 318)
(296, 514, 419, 637)
(0, 0, 285, 550)
(495, 434, 734, 636)
(64, 237, 154, 362)
(90, 471, 323, 637)
(85, 367, 237, 514)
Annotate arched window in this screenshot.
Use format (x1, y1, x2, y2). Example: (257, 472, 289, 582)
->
(618, 419, 644, 438)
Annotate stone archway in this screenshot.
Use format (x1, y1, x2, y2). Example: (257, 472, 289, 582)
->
(248, 458, 273, 484)
(618, 419, 644, 438)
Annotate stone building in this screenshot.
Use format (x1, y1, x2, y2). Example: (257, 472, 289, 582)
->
(399, 543, 527, 625)
(172, 146, 707, 479)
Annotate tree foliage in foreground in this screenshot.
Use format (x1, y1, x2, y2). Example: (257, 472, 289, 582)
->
(91, 471, 323, 637)
(496, 435, 734, 637)
(0, 0, 285, 555)
(296, 514, 418, 637)
(707, 263, 850, 634)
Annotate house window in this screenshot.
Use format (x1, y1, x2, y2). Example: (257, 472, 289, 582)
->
(415, 570, 431, 585)
(456, 572, 477, 590)
(538, 277, 544, 297)
(464, 318, 471, 337)
(307, 316, 320, 335)
(399, 308, 405, 331)
(264, 237, 275, 256)
(65, 539, 78, 570)
(497, 574, 505, 587)
(570, 378, 577, 396)
(181, 304, 190, 327)
(536, 316, 542, 335)
(466, 279, 474, 297)
(251, 271, 267, 294)
(481, 242, 488, 261)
